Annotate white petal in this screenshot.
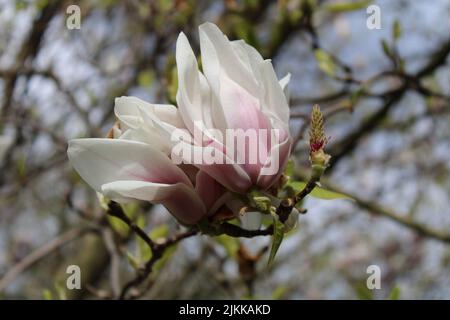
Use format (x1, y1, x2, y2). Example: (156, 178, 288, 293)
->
(68, 138, 192, 192)
(115, 96, 184, 128)
(259, 60, 290, 124)
(152, 103, 185, 128)
(231, 39, 264, 82)
(279, 73, 291, 91)
(115, 96, 184, 153)
(176, 32, 213, 134)
(114, 96, 144, 130)
(199, 22, 259, 98)
(279, 72, 291, 100)
(118, 128, 167, 153)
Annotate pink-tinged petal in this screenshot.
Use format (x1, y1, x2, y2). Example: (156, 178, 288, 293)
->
(215, 76, 273, 182)
(195, 170, 224, 212)
(208, 192, 234, 217)
(178, 163, 199, 184)
(257, 135, 292, 190)
(68, 138, 193, 192)
(171, 140, 252, 193)
(197, 160, 251, 193)
(101, 180, 206, 224)
(218, 75, 269, 131)
(225, 196, 245, 215)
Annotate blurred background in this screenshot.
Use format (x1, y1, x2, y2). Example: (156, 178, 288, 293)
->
(0, 0, 449, 299)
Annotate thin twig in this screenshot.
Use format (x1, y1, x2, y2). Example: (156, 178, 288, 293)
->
(107, 201, 155, 250)
(0, 227, 92, 292)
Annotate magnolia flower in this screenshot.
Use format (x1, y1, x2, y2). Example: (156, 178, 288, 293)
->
(68, 22, 292, 226)
(173, 22, 292, 193)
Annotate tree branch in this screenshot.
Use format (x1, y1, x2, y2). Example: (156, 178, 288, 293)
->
(0, 227, 92, 293)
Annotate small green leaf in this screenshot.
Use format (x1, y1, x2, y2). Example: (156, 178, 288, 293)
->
(353, 281, 374, 300)
(268, 215, 284, 266)
(16, 155, 26, 178)
(126, 251, 141, 270)
(350, 87, 365, 104)
(136, 213, 146, 229)
(381, 39, 393, 59)
(136, 2, 151, 18)
(107, 215, 129, 238)
(272, 286, 288, 300)
(153, 244, 177, 274)
(55, 283, 67, 300)
(99, 0, 118, 8)
(388, 286, 401, 300)
(314, 49, 336, 76)
(392, 20, 401, 40)
(138, 69, 154, 88)
(157, 0, 174, 12)
(214, 234, 239, 258)
(35, 0, 49, 10)
(150, 224, 169, 241)
(230, 15, 258, 47)
(136, 214, 152, 261)
(167, 66, 178, 104)
(284, 159, 295, 177)
(324, 0, 372, 13)
(42, 289, 53, 300)
(122, 202, 139, 219)
(287, 181, 352, 200)
(248, 189, 273, 213)
(16, 0, 28, 10)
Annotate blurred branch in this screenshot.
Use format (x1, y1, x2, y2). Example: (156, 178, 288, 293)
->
(328, 87, 405, 169)
(217, 222, 273, 238)
(106, 201, 197, 299)
(297, 170, 450, 244)
(101, 227, 121, 299)
(0, 0, 61, 116)
(0, 227, 93, 293)
(107, 201, 155, 250)
(119, 227, 198, 300)
(327, 38, 450, 170)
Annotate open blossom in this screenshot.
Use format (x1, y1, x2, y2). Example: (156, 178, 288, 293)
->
(68, 22, 292, 225)
(173, 23, 292, 193)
